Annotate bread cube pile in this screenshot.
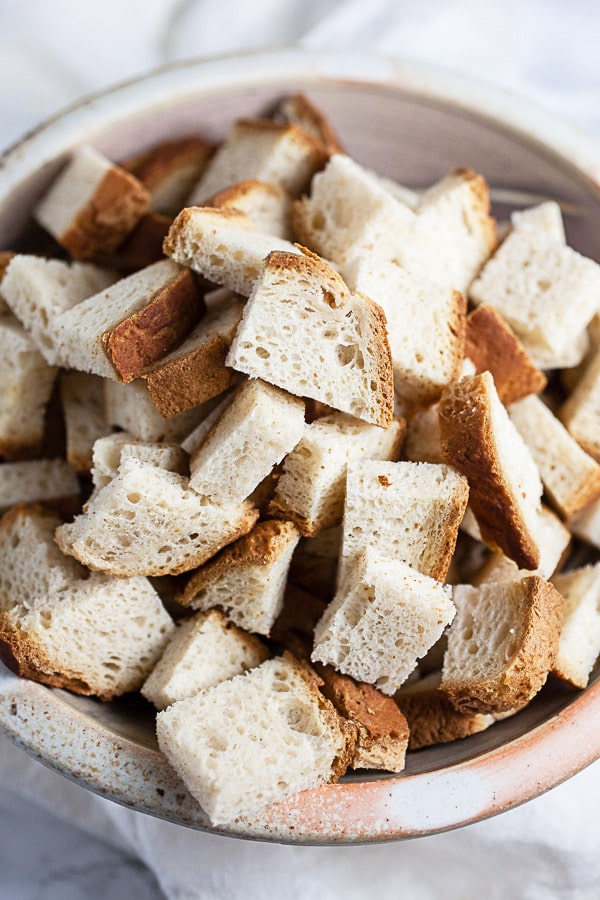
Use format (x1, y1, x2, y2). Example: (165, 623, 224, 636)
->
(0, 94, 598, 827)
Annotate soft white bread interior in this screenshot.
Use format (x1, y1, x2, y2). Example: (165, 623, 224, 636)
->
(511, 201, 566, 244)
(60, 373, 111, 473)
(551, 563, 600, 689)
(207, 179, 293, 240)
(312, 550, 455, 695)
(441, 577, 564, 714)
(0, 505, 174, 699)
(560, 348, 600, 463)
(226, 250, 394, 427)
(0, 460, 79, 513)
(103, 379, 211, 443)
(141, 608, 269, 710)
(155, 653, 354, 825)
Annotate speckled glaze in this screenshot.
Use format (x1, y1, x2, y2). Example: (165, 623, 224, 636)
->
(0, 48, 599, 844)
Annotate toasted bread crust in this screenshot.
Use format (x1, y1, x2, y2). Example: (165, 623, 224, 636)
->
(178, 520, 300, 604)
(466, 305, 547, 404)
(0, 251, 15, 282)
(439, 374, 540, 569)
(396, 676, 493, 749)
(316, 664, 409, 772)
(60, 166, 151, 260)
(442, 577, 564, 714)
(162, 205, 254, 260)
(124, 137, 215, 190)
(207, 178, 285, 208)
(108, 212, 172, 272)
(277, 94, 344, 156)
(102, 267, 204, 383)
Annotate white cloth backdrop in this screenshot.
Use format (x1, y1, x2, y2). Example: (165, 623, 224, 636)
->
(1, 2, 599, 898)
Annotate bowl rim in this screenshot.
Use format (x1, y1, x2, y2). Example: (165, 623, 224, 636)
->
(0, 45, 599, 844)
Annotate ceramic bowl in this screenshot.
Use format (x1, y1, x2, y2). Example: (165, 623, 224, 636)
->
(0, 47, 599, 844)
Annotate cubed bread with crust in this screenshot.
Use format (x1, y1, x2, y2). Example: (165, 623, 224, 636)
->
(439, 372, 543, 569)
(143, 289, 244, 416)
(156, 653, 355, 826)
(141, 609, 269, 710)
(55, 456, 258, 577)
(509, 393, 600, 520)
(187, 119, 327, 205)
(124, 136, 215, 216)
(60, 372, 111, 473)
(466, 305, 547, 405)
(108, 212, 172, 272)
(343, 255, 466, 408)
(90, 432, 188, 494)
(226, 250, 394, 427)
(103, 379, 212, 443)
(312, 550, 455, 695)
(338, 459, 469, 585)
(560, 348, 600, 463)
(395, 672, 494, 749)
(0, 315, 58, 460)
(177, 520, 300, 636)
(35, 145, 150, 260)
(316, 664, 410, 772)
(55, 259, 204, 382)
(163, 206, 301, 297)
(0, 505, 174, 700)
(208, 179, 293, 240)
(268, 412, 405, 536)
(189, 378, 305, 506)
(1, 255, 116, 365)
(276, 94, 344, 156)
(441, 577, 564, 714)
(469, 224, 600, 369)
(551, 563, 600, 688)
(0, 459, 79, 513)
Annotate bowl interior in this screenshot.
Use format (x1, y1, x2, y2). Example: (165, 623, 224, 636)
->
(0, 58, 599, 842)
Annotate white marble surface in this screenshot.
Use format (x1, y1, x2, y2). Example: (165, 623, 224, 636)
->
(1, 1, 600, 898)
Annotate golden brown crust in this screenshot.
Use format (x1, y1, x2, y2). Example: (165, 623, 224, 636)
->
(316, 664, 409, 772)
(177, 520, 300, 605)
(466, 305, 547, 405)
(107, 212, 172, 272)
(438, 373, 540, 569)
(396, 675, 493, 749)
(162, 206, 253, 259)
(277, 94, 344, 156)
(442, 577, 564, 715)
(123, 136, 215, 191)
(143, 306, 243, 416)
(102, 267, 204, 383)
(359, 292, 395, 428)
(207, 178, 285, 209)
(60, 166, 151, 261)
(0, 250, 15, 283)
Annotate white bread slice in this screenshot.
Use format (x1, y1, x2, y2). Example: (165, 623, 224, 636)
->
(276, 94, 343, 156)
(55, 457, 258, 577)
(103, 379, 211, 442)
(90, 433, 188, 494)
(560, 348, 600, 463)
(315, 664, 410, 772)
(339, 459, 469, 585)
(189, 378, 305, 506)
(0, 505, 174, 699)
(0, 315, 58, 460)
(163, 206, 301, 296)
(395, 671, 494, 749)
(141, 609, 269, 710)
(177, 520, 300, 635)
(226, 250, 394, 427)
(0, 460, 79, 513)
(312, 550, 455, 695)
(551, 563, 600, 688)
(156, 653, 355, 825)
(509, 393, 600, 520)
(469, 226, 600, 368)
(343, 255, 466, 407)
(441, 577, 564, 714)
(1, 255, 116, 364)
(179, 392, 233, 456)
(570, 496, 600, 549)
(208, 179, 293, 240)
(288, 526, 342, 601)
(439, 372, 543, 570)
(268, 412, 404, 536)
(55, 259, 203, 382)
(473, 505, 571, 585)
(124, 136, 215, 216)
(403, 404, 443, 464)
(34, 145, 150, 260)
(511, 202, 566, 243)
(291, 154, 416, 266)
(466, 305, 547, 405)
(143, 289, 244, 416)
(187, 119, 327, 204)
(60, 372, 111, 473)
